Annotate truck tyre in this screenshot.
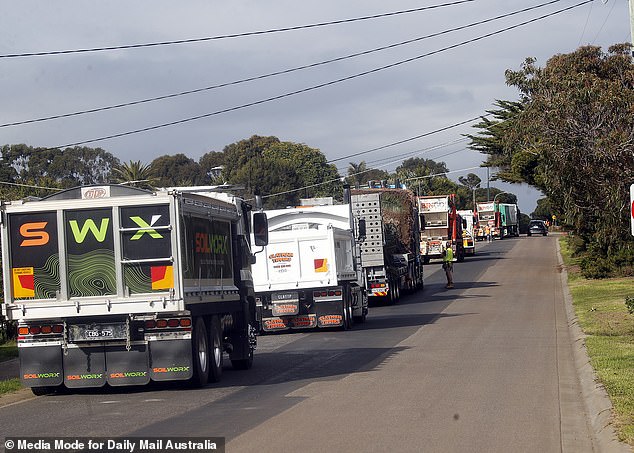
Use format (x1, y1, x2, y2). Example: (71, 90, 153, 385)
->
(191, 317, 210, 387)
(231, 323, 256, 371)
(209, 316, 224, 382)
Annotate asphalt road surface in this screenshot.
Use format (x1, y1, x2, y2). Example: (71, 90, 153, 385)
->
(0, 236, 601, 452)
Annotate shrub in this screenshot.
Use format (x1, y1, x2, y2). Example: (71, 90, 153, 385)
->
(626, 296, 634, 315)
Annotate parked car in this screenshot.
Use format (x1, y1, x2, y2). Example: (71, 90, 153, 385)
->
(527, 220, 548, 236)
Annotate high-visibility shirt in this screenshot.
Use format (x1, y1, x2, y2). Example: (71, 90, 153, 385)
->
(443, 247, 453, 263)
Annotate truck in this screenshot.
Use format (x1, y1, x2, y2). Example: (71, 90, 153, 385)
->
(417, 195, 465, 263)
(457, 210, 477, 256)
(1, 184, 268, 393)
(351, 187, 424, 304)
(476, 202, 501, 240)
(499, 203, 519, 237)
(252, 196, 368, 333)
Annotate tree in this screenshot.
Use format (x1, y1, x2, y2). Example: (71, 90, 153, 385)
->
(199, 151, 225, 184)
(345, 161, 390, 188)
(395, 157, 457, 196)
(0, 144, 119, 188)
(151, 154, 204, 187)
(468, 44, 634, 260)
(262, 142, 341, 199)
(112, 160, 157, 189)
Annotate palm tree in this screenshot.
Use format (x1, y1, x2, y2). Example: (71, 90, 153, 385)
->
(347, 161, 368, 188)
(112, 160, 157, 190)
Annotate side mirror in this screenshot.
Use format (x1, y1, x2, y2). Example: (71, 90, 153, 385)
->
(462, 219, 467, 229)
(253, 212, 268, 246)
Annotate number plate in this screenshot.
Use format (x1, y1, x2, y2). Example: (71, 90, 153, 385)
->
(68, 323, 127, 342)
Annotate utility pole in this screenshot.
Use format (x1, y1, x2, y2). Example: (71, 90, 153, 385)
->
(630, 0, 634, 58)
(486, 167, 490, 201)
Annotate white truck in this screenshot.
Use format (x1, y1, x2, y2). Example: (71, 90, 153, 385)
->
(476, 202, 501, 240)
(418, 195, 465, 263)
(1, 184, 268, 393)
(253, 198, 367, 332)
(457, 210, 477, 256)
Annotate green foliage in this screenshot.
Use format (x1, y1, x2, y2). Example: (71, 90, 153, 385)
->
(469, 44, 634, 275)
(151, 154, 204, 187)
(532, 198, 552, 221)
(346, 161, 389, 188)
(1, 144, 119, 189)
(626, 297, 634, 315)
(111, 160, 157, 189)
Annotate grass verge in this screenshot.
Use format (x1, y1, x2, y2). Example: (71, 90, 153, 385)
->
(0, 340, 18, 362)
(0, 341, 21, 396)
(0, 378, 21, 395)
(560, 237, 634, 445)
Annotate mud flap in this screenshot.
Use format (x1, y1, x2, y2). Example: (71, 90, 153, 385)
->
(106, 345, 150, 386)
(315, 300, 344, 328)
(148, 339, 193, 381)
(63, 346, 106, 388)
(19, 345, 64, 388)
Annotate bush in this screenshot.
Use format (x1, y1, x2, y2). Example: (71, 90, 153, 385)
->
(580, 255, 614, 279)
(626, 296, 634, 315)
(0, 318, 17, 343)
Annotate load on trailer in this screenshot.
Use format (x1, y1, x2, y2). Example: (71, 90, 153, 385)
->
(457, 210, 477, 256)
(1, 185, 268, 393)
(351, 186, 424, 304)
(418, 195, 465, 263)
(252, 196, 367, 332)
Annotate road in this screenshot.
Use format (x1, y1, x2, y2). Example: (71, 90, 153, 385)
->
(0, 236, 599, 452)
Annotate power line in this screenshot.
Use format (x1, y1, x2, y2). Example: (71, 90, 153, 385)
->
(0, 1, 477, 59)
(0, 0, 566, 129)
(328, 119, 480, 164)
(48, 1, 591, 150)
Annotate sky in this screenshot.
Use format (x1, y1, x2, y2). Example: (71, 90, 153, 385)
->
(0, 0, 631, 214)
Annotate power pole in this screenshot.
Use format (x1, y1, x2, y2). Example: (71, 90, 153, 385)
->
(630, 0, 634, 58)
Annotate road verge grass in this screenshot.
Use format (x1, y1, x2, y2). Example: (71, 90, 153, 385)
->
(0, 340, 18, 362)
(560, 237, 634, 445)
(0, 341, 21, 395)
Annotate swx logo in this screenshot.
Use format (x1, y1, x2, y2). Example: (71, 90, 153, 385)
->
(19, 214, 165, 246)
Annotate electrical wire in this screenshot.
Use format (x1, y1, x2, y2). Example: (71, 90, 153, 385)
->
(0, 0, 567, 129)
(44, 1, 591, 151)
(0, 1, 477, 59)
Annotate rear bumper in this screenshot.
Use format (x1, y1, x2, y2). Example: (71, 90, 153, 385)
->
(259, 299, 344, 332)
(18, 338, 193, 389)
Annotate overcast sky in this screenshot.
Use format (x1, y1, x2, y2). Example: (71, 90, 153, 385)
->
(1, 0, 630, 213)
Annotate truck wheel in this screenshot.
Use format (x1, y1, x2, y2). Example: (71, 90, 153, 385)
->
(209, 316, 224, 382)
(232, 324, 256, 370)
(191, 317, 210, 387)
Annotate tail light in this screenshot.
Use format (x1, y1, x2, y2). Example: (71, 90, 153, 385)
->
(144, 317, 192, 330)
(18, 324, 63, 338)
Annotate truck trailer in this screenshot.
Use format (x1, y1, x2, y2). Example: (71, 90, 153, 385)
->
(418, 195, 465, 263)
(1, 184, 268, 393)
(252, 198, 367, 332)
(476, 202, 502, 240)
(499, 203, 520, 237)
(351, 188, 423, 304)
(456, 210, 477, 256)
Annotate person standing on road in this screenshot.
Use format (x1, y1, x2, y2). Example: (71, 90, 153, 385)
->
(486, 225, 492, 242)
(442, 243, 454, 289)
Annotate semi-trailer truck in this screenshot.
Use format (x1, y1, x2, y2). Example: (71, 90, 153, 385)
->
(351, 187, 423, 304)
(1, 184, 268, 393)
